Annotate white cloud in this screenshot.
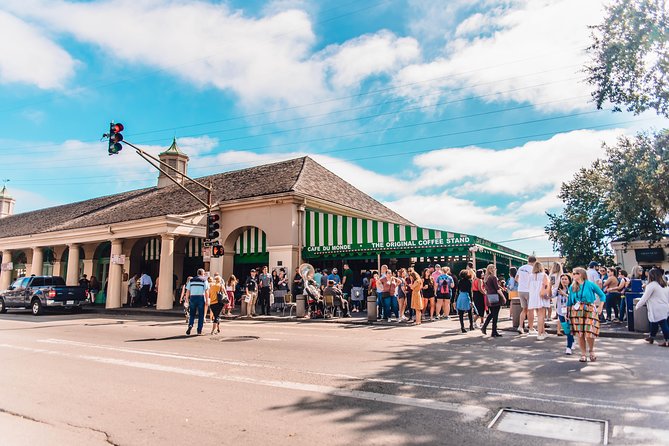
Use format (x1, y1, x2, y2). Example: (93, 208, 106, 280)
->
(4, 0, 420, 113)
(511, 188, 562, 216)
(394, 0, 607, 111)
(0, 10, 76, 89)
(412, 128, 622, 196)
(10, 188, 60, 214)
(320, 31, 421, 89)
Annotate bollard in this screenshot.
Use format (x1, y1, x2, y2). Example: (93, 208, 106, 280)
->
(367, 294, 377, 322)
(510, 297, 521, 328)
(241, 299, 247, 317)
(296, 294, 306, 318)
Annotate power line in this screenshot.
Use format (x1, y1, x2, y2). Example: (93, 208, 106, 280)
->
(495, 234, 548, 243)
(8, 116, 655, 186)
(11, 101, 601, 170)
(0, 64, 582, 154)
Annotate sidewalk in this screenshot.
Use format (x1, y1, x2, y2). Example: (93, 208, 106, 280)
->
(88, 305, 645, 338)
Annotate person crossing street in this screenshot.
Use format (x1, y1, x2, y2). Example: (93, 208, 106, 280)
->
(184, 268, 209, 336)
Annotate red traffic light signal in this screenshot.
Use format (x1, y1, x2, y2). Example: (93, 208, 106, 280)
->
(107, 121, 124, 155)
(206, 213, 220, 240)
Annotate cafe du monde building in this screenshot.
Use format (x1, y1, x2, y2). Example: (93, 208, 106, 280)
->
(0, 140, 527, 310)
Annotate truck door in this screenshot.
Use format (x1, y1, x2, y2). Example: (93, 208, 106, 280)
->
(25, 277, 44, 305)
(6, 277, 28, 307)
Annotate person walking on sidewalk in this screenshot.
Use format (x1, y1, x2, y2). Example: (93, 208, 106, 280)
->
(208, 275, 224, 335)
(244, 269, 259, 317)
(555, 274, 575, 355)
(528, 261, 551, 340)
(568, 267, 606, 362)
(636, 268, 669, 347)
(481, 264, 505, 337)
(185, 269, 209, 336)
(516, 256, 536, 334)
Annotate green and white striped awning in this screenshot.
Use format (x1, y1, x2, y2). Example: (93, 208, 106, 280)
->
(143, 237, 204, 261)
(235, 227, 267, 255)
(303, 209, 527, 261)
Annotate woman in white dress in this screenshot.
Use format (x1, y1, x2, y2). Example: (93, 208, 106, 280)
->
(528, 261, 551, 340)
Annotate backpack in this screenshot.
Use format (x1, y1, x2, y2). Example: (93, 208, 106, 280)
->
(438, 276, 450, 295)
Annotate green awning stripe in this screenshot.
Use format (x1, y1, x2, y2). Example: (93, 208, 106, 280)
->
(332, 214, 338, 246)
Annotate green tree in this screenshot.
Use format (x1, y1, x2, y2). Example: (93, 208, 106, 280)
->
(586, 0, 669, 117)
(546, 162, 616, 269)
(605, 130, 669, 242)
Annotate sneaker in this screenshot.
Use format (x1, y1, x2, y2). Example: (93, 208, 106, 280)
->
(186, 326, 192, 335)
(388, 318, 396, 322)
(528, 329, 539, 336)
(435, 315, 440, 320)
(565, 347, 573, 355)
(442, 315, 449, 321)
(537, 334, 547, 340)
(517, 327, 524, 335)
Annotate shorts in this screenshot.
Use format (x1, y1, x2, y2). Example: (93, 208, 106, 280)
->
(436, 293, 451, 300)
(518, 292, 529, 309)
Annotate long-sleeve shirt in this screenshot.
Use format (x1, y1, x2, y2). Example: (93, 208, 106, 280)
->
(568, 280, 606, 306)
(635, 281, 669, 322)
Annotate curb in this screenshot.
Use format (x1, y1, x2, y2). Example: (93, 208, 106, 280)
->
(501, 326, 644, 339)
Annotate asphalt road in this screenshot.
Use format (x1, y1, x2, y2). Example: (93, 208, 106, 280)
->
(0, 310, 667, 446)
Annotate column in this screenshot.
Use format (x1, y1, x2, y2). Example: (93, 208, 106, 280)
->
(157, 234, 174, 310)
(52, 246, 66, 279)
(268, 245, 300, 277)
(30, 247, 44, 277)
(83, 259, 94, 280)
(222, 251, 234, 279)
(106, 239, 124, 309)
(493, 253, 497, 268)
(66, 244, 80, 286)
(0, 250, 12, 290)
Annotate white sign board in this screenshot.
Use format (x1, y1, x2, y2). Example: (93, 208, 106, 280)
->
(1, 262, 13, 272)
(111, 254, 126, 265)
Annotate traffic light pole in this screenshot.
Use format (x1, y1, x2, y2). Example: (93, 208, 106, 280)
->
(122, 140, 213, 213)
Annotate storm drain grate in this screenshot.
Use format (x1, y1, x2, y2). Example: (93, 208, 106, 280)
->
(216, 335, 259, 343)
(488, 408, 608, 445)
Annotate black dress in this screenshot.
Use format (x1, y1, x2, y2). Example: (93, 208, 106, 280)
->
(472, 279, 486, 317)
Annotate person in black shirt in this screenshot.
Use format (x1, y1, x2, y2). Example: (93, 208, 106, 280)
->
(456, 270, 474, 333)
(292, 267, 303, 297)
(244, 269, 258, 317)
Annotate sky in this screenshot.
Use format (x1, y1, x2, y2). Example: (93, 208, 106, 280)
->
(0, 0, 667, 256)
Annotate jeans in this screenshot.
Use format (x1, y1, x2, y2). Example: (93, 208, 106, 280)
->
(258, 287, 271, 315)
(482, 305, 501, 334)
(650, 318, 669, 341)
(558, 314, 574, 348)
(381, 292, 399, 320)
(606, 293, 621, 320)
(188, 295, 205, 333)
(619, 297, 627, 321)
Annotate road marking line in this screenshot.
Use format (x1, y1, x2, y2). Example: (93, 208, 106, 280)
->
(612, 425, 669, 443)
(0, 343, 488, 420)
(35, 338, 669, 417)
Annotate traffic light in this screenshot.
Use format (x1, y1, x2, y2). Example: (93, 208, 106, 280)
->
(108, 122, 124, 155)
(206, 213, 220, 240)
(211, 243, 224, 258)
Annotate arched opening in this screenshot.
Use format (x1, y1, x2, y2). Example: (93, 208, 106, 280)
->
(225, 226, 269, 281)
(11, 251, 27, 280)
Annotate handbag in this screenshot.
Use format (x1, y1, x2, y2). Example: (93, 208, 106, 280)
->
(487, 293, 500, 306)
(217, 290, 230, 305)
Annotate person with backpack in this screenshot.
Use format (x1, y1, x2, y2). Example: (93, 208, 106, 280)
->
(435, 266, 454, 320)
(184, 269, 210, 336)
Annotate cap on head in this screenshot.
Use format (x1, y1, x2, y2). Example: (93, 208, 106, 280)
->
(588, 261, 599, 268)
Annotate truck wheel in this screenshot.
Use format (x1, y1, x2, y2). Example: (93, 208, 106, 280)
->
(31, 299, 43, 316)
(0, 298, 6, 313)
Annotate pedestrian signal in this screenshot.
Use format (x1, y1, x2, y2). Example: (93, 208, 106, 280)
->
(211, 244, 224, 258)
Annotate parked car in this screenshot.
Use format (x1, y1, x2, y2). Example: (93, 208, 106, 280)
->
(0, 276, 88, 315)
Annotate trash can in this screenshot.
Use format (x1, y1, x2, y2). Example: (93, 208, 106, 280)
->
(240, 299, 247, 316)
(626, 292, 642, 331)
(367, 294, 377, 322)
(633, 298, 650, 333)
(510, 297, 521, 328)
(296, 294, 306, 318)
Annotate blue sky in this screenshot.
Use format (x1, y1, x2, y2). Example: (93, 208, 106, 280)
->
(0, 0, 667, 256)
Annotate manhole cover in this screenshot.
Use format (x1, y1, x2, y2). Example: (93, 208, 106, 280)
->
(488, 408, 608, 444)
(216, 336, 259, 343)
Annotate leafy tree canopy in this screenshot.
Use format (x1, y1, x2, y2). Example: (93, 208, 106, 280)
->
(586, 0, 669, 117)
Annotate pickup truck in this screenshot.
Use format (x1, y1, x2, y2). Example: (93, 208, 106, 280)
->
(0, 276, 88, 315)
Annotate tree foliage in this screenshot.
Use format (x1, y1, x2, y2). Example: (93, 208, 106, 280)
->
(546, 162, 616, 269)
(546, 131, 669, 268)
(586, 0, 669, 117)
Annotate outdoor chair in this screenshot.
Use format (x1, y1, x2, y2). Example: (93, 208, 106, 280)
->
(282, 292, 296, 317)
(323, 291, 335, 318)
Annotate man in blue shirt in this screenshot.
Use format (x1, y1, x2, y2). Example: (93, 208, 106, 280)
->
(328, 268, 341, 285)
(185, 268, 210, 335)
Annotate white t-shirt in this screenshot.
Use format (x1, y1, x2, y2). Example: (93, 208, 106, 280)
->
(587, 268, 601, 286)
(516, 264, 534, 292)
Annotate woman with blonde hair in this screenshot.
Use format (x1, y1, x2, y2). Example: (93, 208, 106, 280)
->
(548, 263, 563, 323)
(225, 275, 237, 317)
(208, 275, 224, 335)
(482, 264, 505, 337)
(528, 261, 551, 340)
(569, 267, 607, 362)
(409, 271, 424, 325)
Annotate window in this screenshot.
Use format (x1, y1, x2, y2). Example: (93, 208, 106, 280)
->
(51, 277, 66, 286)
(30, 277, 45, 287)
